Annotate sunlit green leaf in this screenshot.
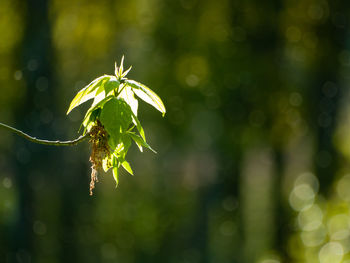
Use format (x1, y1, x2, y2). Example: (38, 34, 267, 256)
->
(102, 155, 112, 172)
(114, 62, 118, 77)
(112, 167, 119, 188)
(89, 78, 120, 111)
(120, 134, 131, 158)
(67, 75, 111, 114)
(81, 108, 101, 134)
(100, 78, 120, 96)
(113, 141, 125, 155)
(112, 135, 131, 160)
(129, 110, 146, 141)
(127, 131, 156, 153)
(128, 133, 143, 152)
(125, 79, 166, 116)
(119, 56, 124, 77)
(99, 98, 133, 145)
(118, 85, 138, 116)
(121, 66, 132, 78)
(82, 95, 114, 126)
(108, 136, 117, 150)
(121, 160, 133, 175)
(112, 155, 120, 187)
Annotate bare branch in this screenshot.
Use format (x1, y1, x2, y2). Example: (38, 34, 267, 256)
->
(0, 122, 89, 146)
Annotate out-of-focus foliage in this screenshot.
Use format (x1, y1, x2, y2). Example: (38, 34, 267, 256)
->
(289, 173, 350, 263)
(0, 0, 350, 262)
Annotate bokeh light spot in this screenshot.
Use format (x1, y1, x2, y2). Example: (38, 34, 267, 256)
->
(298, 204, 323, 231)
(220, 220, 235, 236)
(308, 4, 324, 20)
(3, 177, 12, 189)
(300, 225, 326, 247)
(337, 174, 350, 201)
(289, 92, 303, 107)
(286, 26, 301, 43)
(14, 70, 22, 80)
(327, 214, 350, 241)
(260, 260, 280, 263)
(33, 220, 47, 236)
(27, 59, 38, 71)
(289, 184, 315, 211)
(101, 243, 117, 259)
(318, 242, 343, 263)
(222, 196, 238, 212)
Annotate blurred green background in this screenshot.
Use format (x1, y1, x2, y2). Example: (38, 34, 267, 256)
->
(1, 0, 350, 262)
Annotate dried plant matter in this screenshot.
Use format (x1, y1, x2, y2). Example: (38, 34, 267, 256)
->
(88, 121, 110, 195)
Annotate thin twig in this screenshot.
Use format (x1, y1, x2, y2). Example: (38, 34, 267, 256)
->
(0, 122, 89, 146)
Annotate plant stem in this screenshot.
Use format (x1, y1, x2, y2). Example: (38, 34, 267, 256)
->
(0, 122, 89, 146)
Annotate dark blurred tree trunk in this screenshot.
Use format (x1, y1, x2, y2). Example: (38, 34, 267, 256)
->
(10, 0, 55, 262)
(306, 1, 350, 195)
(272, 147, 290, 261)
(227, 0, 289, 261)
(149, 1, 215, 262)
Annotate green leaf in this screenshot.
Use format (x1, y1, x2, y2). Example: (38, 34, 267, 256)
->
(106, 79, 120, 94)
(88, 78, 120, 114)
(114, 62, 118, 76)
(102, 154, 112, 172)
(81, 95, 114, 126)
(112, 155, 120, 187)
(100, 77, 120, 96)
(120, 134, 132, 158)
(81, 108, 101, 134)
(112, 135, 131, 161)
(82, 112, 92, 128)
(129, 110, 146, 141)
(108, 135, 117, 150)
(119, 56, 124, 77)
(99, 98, 133, 145)
(112, 141, 124, 154)
(115, 56, 126, 79)
(118, 85, 138, 116)
(67, 75, 111, 114)
(112, 167, 119, 188)
(127, 131, 156, 153)
(125, 79, 166, 116)
(128, 132, 143, 152)
(121, 66, 132, 78)
(121, 160, 133, 175)
(90, 77, 118, 106)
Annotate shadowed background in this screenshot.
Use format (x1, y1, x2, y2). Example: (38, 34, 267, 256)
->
(1, 0, 350, 262)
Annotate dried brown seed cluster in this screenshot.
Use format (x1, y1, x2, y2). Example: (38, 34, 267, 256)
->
(88, 120, 110, 195)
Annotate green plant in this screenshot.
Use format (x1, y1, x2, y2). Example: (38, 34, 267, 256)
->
(0, 57, 166, 195)
(67, 56, 166, 194)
